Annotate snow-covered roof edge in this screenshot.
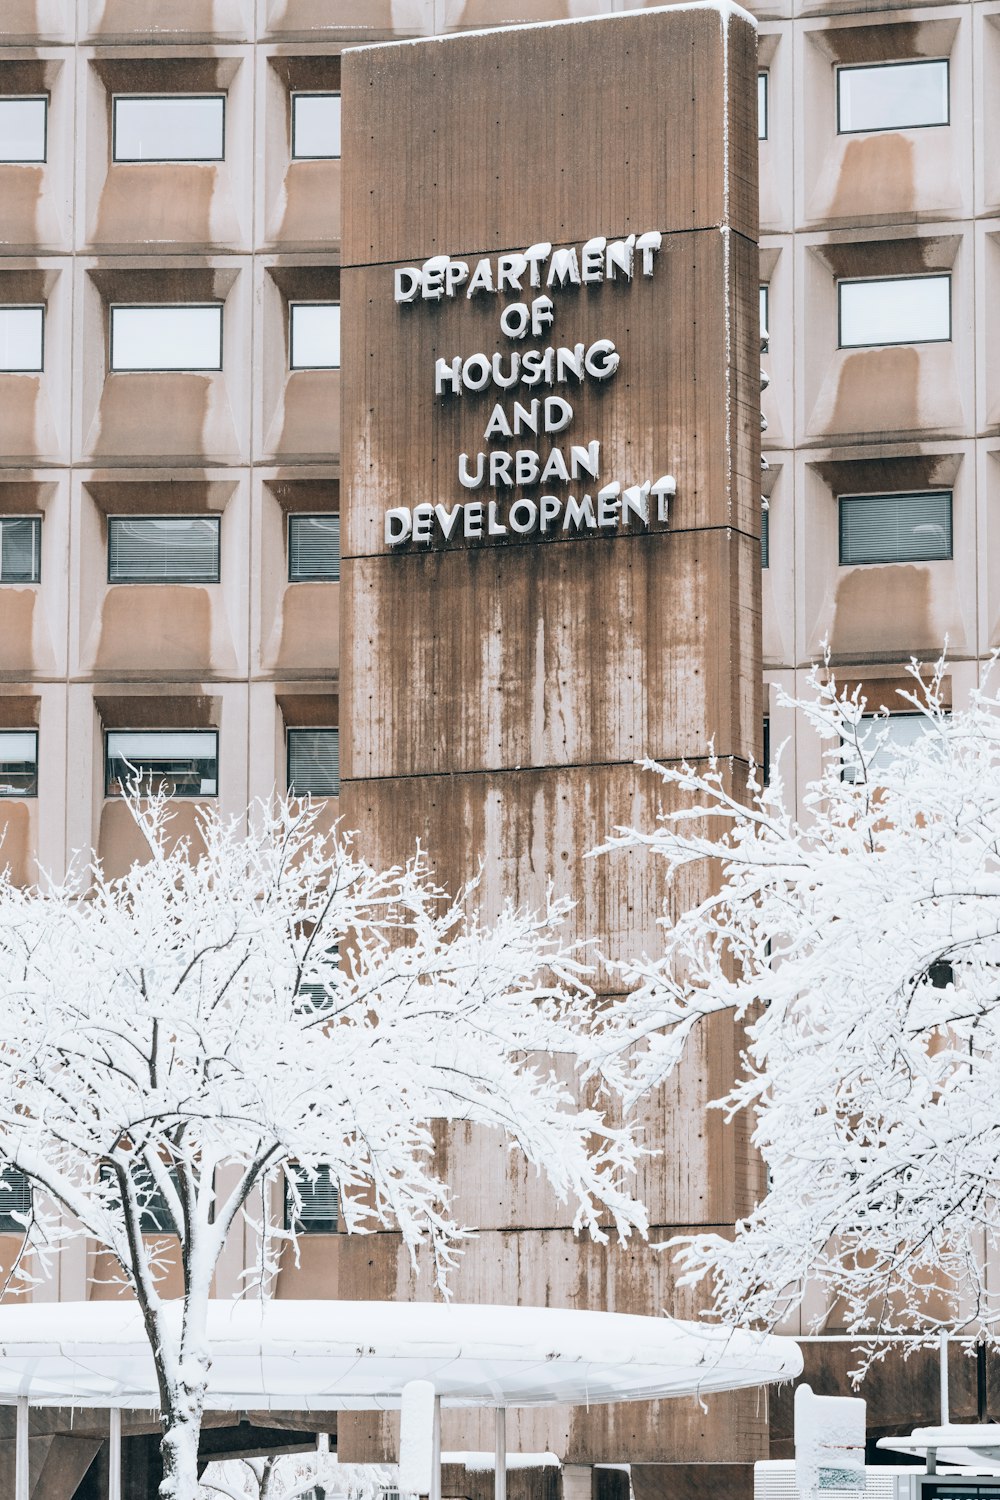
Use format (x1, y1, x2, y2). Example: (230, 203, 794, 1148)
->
(343, 1, 757, 55)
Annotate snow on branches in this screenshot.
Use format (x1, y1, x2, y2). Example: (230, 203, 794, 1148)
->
(0, 792, 644, 1500)
(591, 659, 1000, 1358)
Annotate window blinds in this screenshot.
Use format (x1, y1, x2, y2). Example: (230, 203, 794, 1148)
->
(288, 728, 339, 797)
(0, 516, 40, 582)
(287, 1164, 339, 1234)
(839, 491, 952, 566)
(108, 516, 220, 582)
(0, 1165, 31, 1232)
(288, 514, 340, 581)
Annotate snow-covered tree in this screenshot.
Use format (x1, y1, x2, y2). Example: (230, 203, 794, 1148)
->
(590, 660, 1000, 1362)
(199, 1450, 392, 1500)
(0, 792, 643, 1500)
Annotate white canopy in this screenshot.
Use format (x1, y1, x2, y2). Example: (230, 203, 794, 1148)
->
(0, 1299, 802, 1411)
(878, 1426, 1000, 1470)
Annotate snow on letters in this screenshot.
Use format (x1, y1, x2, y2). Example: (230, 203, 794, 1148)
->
(385, 232, 676, 549)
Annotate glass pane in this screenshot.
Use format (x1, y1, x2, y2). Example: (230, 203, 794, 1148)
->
(839, 275, 950, 348)
(757, 73, 767, 140)
(287, 1164, 339, 1233)
(289, 304, 340, 369)
(759, 285, 769, 340)
(843, 714, 932, 782)
(0, 306, 43, 371)
(0, 517, 40, 583)
(105, 731, 218, 798)
(839, 491, 952, 565)
(0, 98, 47, 163)
(838, 60, 948, 134)
(292, 93, 341, 159)
(288, 514, 340, 581)
(0, 731, 37, 799)
(0, 1165, 31, 1232)
(111, 306, 223, 371)
(108, 516, 220, 583)
(288, 728, 339, 797)
(113, 96, 225, 162)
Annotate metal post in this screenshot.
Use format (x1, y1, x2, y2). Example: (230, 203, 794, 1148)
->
(430, 1395, 442, 1500)
(494, 1408, 507, 1500)
(978, 1342, 989, 1424)
(940, 1330, 950, 1426)
(108, 1407, 121, 1500)
(15, 1396, 28, 1500)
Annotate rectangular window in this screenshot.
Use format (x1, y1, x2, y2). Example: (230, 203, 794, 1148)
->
(757, 72, 768, 140)
(286, 1164, 339, 1234)
(759, 284, 769, 341)
(291, 92, 341, 160)
(0, 517, 40, 583)
(0, 97, 47, 163)
(839, 491, 952, 565)
(839, 275, 950, 349)
(110, 305, 223, 373)
(289, 303, 340, 370)
(0, 732, 38, 799)
(0, 1165, 31, 1232)
(0, 306, 43, 372)
(288, 514, 340, 582)
(288, 728, 339, 798)
(842, 713, 931, 783)
(101, 1163, 178, 1234)
(762, 716, 770, 787)
(761, 502, 769, 568)
(108, 516, 220, 584)
(838, 59, 949, 135)
(112, 95, 225, 163)
(105, 730, 218, 798)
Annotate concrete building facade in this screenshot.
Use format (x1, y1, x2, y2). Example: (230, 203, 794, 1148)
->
(0, 0, 995, 1496)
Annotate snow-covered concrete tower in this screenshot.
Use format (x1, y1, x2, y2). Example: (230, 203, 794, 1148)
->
(339, 7, 764, 1493)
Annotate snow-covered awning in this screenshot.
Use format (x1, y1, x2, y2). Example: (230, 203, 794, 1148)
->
(878, 1426, 1000, 1470)
(0, 1299, 802, 1411)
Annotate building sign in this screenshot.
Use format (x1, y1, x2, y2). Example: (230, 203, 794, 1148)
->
(384, 231, 676, 548)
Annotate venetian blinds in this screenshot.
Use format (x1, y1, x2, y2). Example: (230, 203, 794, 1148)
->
(0, 517, 40, 582)
(287, 1164, 339, 1234)
(0, 1165, 31, 1232)
(108, 516, 220, 583)
(288, 728, 339, 797)
(839, 491, 952, 566)
(289, 514, 340, 581)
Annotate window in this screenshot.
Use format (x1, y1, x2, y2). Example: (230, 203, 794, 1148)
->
(0, 1165, 31, 1232)
(285, 1164, 339, 1234)
(108, 516, 220, 584)
(112, 95, 225, 163)
(105, 731, 218, 798)
(291, 92, 341, 160)
(759, 284, 769, 341)
(110, 305, 223, 372)
(0, 97, 47, 163)
(838, 60, 949, 135)
(842, 713, 931, 783)
(288, 728, 339, 798)
(288, 514, 340, 582)
(757, 72, 768, 140)
(839, 491, 952, 566)
(289, 303, 340, 370)
(102, 1163, 178, 1234)
(0, 733, 38, 799)
(762, 716, 770, 787)
(0, 516, 40, 583)
(838, 275, 950, 349)
(0, 306, 43, 372)
(761, 502, 769, 569)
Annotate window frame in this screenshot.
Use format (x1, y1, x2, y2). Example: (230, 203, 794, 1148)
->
(286, 726, 340, 799)
(107, 514, 221, 586)
(109, 303, 225, 374)
(288, 301, 341, 372)
(0, 304, 45, 374)
(838, 488, 953, 567)
(0, 515, 41, 584)
(0, 95, 48, 164)
(104, 729, 219, 800)
(111, 92, 227, 165)
(836, 58, 950, 137)
(287, 512, 341, 583)
(757, 71, 768, 141)
(837, 273, 952, 350)
(290, 90, 342, 162)
(0, 730, 38, 801)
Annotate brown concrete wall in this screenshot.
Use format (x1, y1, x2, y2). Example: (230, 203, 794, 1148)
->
(340, 5, 761, 1468)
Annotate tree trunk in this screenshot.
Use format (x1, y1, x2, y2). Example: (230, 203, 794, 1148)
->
(157, 1368, 209, 1500)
